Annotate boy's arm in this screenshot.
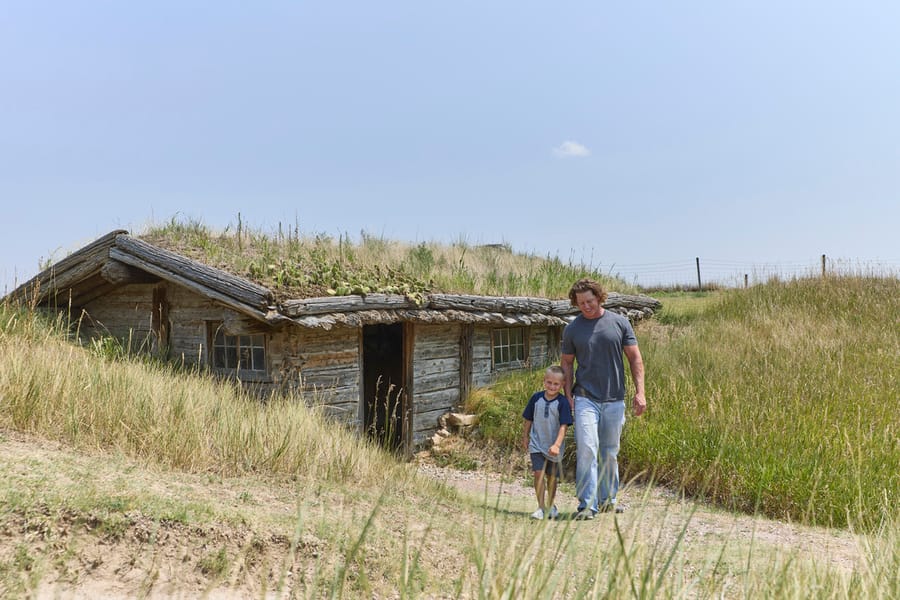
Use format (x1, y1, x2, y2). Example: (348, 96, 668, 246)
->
(548, 424, 567, 457)
(522, 419, 532, 452)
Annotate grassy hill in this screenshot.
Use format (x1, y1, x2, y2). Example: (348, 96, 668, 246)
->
(2, 228, 899, 597)
(463, 276, 899, 531)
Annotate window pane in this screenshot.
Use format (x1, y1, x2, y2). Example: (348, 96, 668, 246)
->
(239, 346, 251, 368)
(252, 348, 265, 370)
(211, 325, 266, 374)
(213, 347, 226, 369)
(225, 347, 238, 369)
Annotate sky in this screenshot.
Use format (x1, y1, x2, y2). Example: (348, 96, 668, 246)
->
(2, 1, 899, 292)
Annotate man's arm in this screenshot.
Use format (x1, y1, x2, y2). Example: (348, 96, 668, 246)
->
(623, 344, 646, 416)
(560, 353, 575, 411)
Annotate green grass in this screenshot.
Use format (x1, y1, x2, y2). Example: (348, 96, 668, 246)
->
(469, 276, 900, 531)
(3, 275, 900, 597)
(634, 276, 899, 530)
(138, 215, 634, 299)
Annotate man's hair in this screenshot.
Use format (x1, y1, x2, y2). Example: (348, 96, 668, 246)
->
(545, 365, 564, 379)
(568, 278, 608, 306)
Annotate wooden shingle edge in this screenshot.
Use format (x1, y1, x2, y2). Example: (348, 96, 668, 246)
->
(5, 229, 128, 305)
(110, 235, 285, 325)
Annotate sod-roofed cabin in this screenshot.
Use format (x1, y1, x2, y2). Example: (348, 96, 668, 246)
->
(7, 230, 661, 453)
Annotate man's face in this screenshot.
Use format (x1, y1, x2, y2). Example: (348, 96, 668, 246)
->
(575, 290, 602, 319)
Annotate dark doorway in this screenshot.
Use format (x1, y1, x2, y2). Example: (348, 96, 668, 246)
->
(362, 323, 406, 451)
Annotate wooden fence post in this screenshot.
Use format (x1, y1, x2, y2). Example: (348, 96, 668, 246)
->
(695, 257, 702, 291)
(821, 254, 826, 277)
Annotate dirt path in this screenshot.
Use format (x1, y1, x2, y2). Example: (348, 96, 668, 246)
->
(0, 430, 865, 598)
(414, 459, 864, 573)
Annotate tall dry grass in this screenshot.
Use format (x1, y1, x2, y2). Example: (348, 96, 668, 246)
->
(3, 282, 900, 597)
(631, 276, 899, 530)
(0, 304, 405, 488)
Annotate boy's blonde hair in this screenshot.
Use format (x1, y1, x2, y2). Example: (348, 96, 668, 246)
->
(545, 365, 564, 379)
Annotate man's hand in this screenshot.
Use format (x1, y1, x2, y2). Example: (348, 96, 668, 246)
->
(632, 392, 647, 417)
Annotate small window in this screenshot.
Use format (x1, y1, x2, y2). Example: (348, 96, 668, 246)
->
(209, 323, 267, 375)
(491, 327, 526, 369)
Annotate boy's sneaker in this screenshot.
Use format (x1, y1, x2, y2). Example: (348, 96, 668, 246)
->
(599, 503, 625, 514)
(530, 508, 545, 520)
(548, 505, 559, 520)
(573, 508, 595, 520)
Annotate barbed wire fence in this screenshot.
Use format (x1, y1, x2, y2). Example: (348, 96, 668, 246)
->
(601, 256, 900, 290)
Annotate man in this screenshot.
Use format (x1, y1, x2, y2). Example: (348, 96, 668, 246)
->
(561, 278, 646, 519)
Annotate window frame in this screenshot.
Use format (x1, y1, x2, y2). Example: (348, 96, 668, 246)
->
(206, 321, 270, 381)
(490, 326, 529, 371)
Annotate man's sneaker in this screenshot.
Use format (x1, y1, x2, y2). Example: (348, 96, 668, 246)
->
(548, 505, 559, 520)
(599, 503, 625, 514)
(530, 508, 545, 520)
(573, 508, 595, 520)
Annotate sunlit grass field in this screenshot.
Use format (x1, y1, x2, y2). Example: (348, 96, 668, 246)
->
(2, 268, 899, 597)
(468, 276, 900, 532)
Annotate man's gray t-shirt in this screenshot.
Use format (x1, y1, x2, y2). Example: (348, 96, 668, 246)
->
(561, 310, 637, 403)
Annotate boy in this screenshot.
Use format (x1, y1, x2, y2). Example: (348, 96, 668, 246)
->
(522, 365, 573, 520)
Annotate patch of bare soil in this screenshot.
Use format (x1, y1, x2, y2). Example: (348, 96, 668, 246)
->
(413, 453, 863, 574)
(0, 430, 322, 599)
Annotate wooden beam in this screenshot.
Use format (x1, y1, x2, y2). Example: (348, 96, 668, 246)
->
(428, 294, 553, 313)
(114, 235, 274, 310)
(281, 293, 421, 317)
(6, 230, 127, 305)
(100, 259, 160, 285)
(109, 247, 284, 326)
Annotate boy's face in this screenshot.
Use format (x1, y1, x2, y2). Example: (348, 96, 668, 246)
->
(543, 374, 564, 397)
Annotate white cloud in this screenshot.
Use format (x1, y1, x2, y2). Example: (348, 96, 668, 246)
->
(552, 140, 591, 158)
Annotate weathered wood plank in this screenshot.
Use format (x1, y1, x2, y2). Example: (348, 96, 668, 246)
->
(414, 372, 460, 391)
(100, 259, 161, 286)
(110, 247, 280, 325)
(428, 294, 553, 313)
(114, 235, 274, 310)
(7, 230, 126, 304)
(413, 357, 461, 377)
(413, 388, 459, 414)
(281, 293, 421, 317)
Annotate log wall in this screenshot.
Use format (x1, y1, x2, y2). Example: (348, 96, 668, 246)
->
(411, 323, 461, 445)
(269, 326, 361, 426)
(79, 283, 156, 351)
(77, 280, 566, 449)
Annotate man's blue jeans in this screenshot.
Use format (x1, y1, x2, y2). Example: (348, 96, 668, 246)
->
(574, 396, 626, 513)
